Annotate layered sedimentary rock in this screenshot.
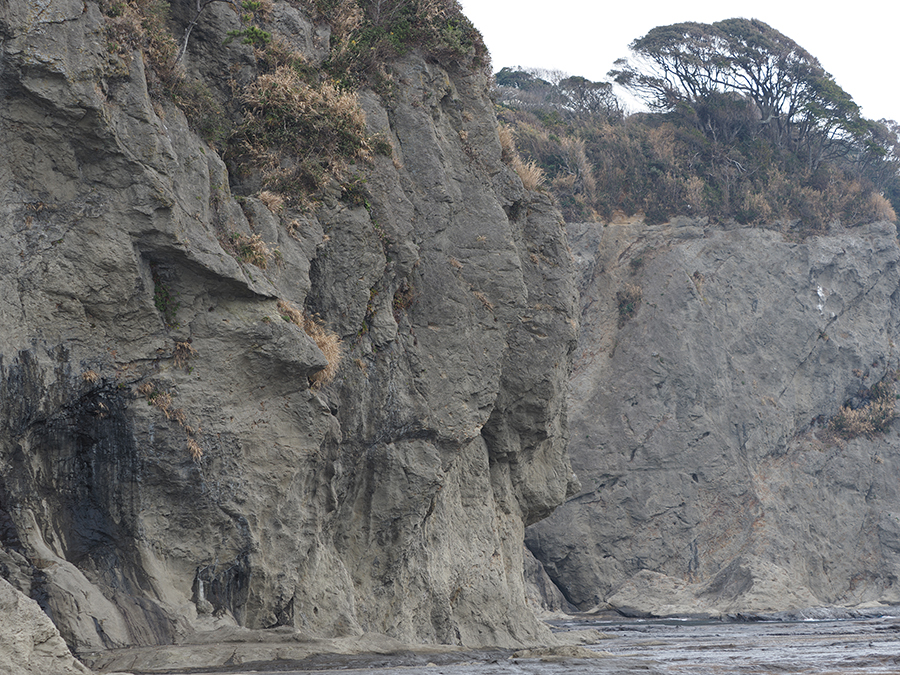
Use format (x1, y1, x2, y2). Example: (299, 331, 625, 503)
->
(0, 0, 577, 662)
(528, 216, 900, 615)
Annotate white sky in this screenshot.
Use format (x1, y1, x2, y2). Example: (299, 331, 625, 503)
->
(458, 1, 899, 123)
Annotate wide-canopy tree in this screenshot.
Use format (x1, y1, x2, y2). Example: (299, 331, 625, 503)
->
(610, 18, 868, 170)
(495, 67, 621, 118)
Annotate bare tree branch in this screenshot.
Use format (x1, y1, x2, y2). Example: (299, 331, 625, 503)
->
(175, 0, 238, 65)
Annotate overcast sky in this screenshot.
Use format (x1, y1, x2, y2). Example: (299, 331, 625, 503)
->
(458, 1, 899, 123)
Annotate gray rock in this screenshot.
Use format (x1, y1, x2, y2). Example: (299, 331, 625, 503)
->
(0, 577, 92, 675)
(523, 547, 575, 615)
(0, 0, 576, 663)
(528, 216, 900, 615)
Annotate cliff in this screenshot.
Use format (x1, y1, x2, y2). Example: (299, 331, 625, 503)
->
(0, 0, 578, 669)
(528, 215, 900, 616)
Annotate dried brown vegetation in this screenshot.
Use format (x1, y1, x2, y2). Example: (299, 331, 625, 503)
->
(829, 378, 897, 438)
(172, 340, 198, 371)
(137, 381, 202, 459)
(230, 66, 370, 201)
(277, 300, 343, 389)
(496, 66, 900, 230)
(616, 283, 642, 326)
(229, 232, 271, 269)
(258, 190, 285, 213)
(498, 124, 546, 191)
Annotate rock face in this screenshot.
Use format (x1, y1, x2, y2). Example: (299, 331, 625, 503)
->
(0, 578, 91, 675)
(528, 216, 900, 615)
(0, 0, 576, 660)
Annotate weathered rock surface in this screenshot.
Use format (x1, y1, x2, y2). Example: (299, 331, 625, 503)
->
(528, 216, 900, 616)
(0, 577, 92, 675)
(0, 0, 577, 665)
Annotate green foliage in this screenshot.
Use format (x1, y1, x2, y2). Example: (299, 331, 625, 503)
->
(224, 1, 272, 46)
(151, 266, 179, 328)
(312, 0, 489, 85)
(610, 18, 880, 175)
(495, 67, 621, 119)
(225, 25, 272, 46)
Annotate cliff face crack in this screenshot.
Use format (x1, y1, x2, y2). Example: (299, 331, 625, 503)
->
(779, 263, 895, 405)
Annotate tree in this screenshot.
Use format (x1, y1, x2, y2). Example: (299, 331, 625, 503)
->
(495, 68, 620, 119)
(557, 76, 620, 117)
(610, 18, 869, 171)
(495, 67, 552, 91)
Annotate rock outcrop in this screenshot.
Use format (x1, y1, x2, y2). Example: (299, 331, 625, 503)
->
(0, 578, 91, 675)
(528, 216, 900, 616)
(0, 0, 577, 663)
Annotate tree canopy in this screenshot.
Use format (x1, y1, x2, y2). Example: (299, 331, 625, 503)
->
(495, 67, 621, 119)
(610, 18, 870, 171)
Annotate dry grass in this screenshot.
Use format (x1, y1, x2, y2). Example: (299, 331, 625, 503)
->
(235, 66, 370, 200)
(187, 438, 203, 461)
(82, 370, 100, 383)
(829, 379, 897, 438)
(498, 123, 546, 191)
(867, 192, 898, 222)
(136, 381, 202, 460)
(498, 124, 516, 163)
(173, 340, 197, 371)
(137, 382, 173, 416)
(258, 190, 285, 213)
(829, 400, 895, 437)
(277, 300, 343, 389)
(511, 155, 546, 191)
(230, 232, 270, 269)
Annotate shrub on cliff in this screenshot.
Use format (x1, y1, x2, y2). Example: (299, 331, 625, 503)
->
(499, 95, 899, 229)
(308, 0, 489, 83)
(829, 378, 898, 438)
(101, 0, 179, 86)
(228, 65, 371, 200)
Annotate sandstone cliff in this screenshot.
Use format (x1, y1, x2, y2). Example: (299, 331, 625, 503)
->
(0, 0, 577, 666)
(528, 216, 900, 616)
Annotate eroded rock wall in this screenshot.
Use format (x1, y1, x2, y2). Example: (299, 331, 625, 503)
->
(0, 0, 576, 657)
(528, 216, 900, 616)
